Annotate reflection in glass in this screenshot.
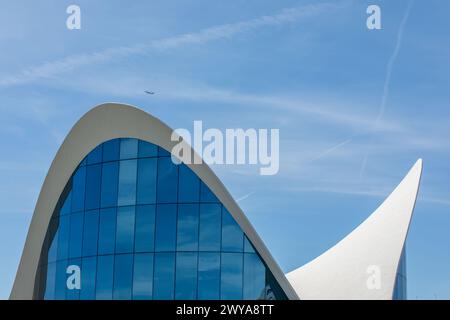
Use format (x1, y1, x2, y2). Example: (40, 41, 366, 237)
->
(82, 210, 99, 257)
(115, 206, 135, 254)
(80, 257, 97, 300)
(221, 253, 243, 300)
(222, 208, 244, 252)
(198, 253, 220, 299)
(199, 204, 221, 251)
(177, 204, 199, 251)
(120, 138, 138, 160)
(71, 166, 86, 212)
(133, 253, 154, 300)
(157, 157, 178, 203)
(85, 164, 102, 210)
(243, 253, 266, 299)
(135, 205, 155, 252)
(96, 255, 114, 300)
(113, 254, 133, 300)
(68, 213, 83, 259)
(154, 253, 175, 300)
(178, 165, 200, 203)
(118, 160, 137, 206)
(175, 252, 198, 300)
(101, 161, 119, 208)
(98, 208, 116, 255)
(155, 204, 177, 251)
(137, 158, 157, 204)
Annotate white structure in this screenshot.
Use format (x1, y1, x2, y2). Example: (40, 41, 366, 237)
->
(286, 159, 422, 299)
(10, 103, 422, 300)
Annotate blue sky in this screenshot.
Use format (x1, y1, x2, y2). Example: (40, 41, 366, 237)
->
(0, 0, 449, 299)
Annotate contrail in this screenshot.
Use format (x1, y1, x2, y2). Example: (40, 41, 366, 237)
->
(236, 192, 255, 203)
(360, 0, 414, 178)
(308, 139, 352, 163)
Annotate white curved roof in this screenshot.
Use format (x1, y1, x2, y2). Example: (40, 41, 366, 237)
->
(286, 159, 422, 299)
(10, 103, 299, 300)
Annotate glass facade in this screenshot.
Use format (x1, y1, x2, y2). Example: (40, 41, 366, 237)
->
(37, 138, 287, 300)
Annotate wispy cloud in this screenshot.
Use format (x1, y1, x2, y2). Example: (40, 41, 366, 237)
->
(360, 0, 415, 177)
(236, 192, 255, 203)
(0, 1, 347, 87)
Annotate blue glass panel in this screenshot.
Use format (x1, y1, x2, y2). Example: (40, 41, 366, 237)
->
(60, 191, 72, 215)
(44, 263, 56, 300)
(113, 254, 133, 300)
(82, 210, 99, 257)
(243, 253, 266, 299)
(69, 213, 84, 259)
(153, 253, 175, 300)
(198, 253, 220, 300)
(101, 161, 119, 208)
(85, 164, 102, 210)
(96, 255, 114, 300)
(47, 219, 58, 263)
(120, 138, 138, 160)
(54, 260, 68, 300)
(222, 208, 244, 252)
(157, 157, 178, 203)
(133, 253, 154, 300)
(244, 236, 255, 253)
(221, 253, 243, 299)
(87, 144, 102, 165)
(135, 205, 155, 253)
(138, 140, 158, 158)
(80, 257, 97, 300)
(66, 258, 81, 300)
(98, 208, 116, 255)
(199, 204, 221, 251)
(115, 206, 135, 254)
(178, 165, 200, 203)
(57, 215, 70, 260)
(118, 160, 137, 206)
(102, 139, 120, 162)
(200, 181, 219, 203)
(158, 147, 171, 157)
(155, 204, 177, 251)
(177, 204, 199, 251)
(71, 166, 86, 212)
(137, 158, 157, 205)
(175, 252, 198, 300)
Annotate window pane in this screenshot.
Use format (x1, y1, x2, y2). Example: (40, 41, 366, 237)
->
(113, 254, 133, 300)
(133, 253, 154, 300)
(44, 263, 56, 300)
(198, 253, 220, 300)
(118, 160, 137, 206)
(221, 209, 243, 252)
(115, 206, 135, 254)
(156, 157, 178, 203)
(177, 204, 199, 251)
(87, 144, 102, 165)
(71, 166, 86, 212)
(138, 140, 158, 158)
(85, 164, 102, 210)
(60, 191, 72, 215)
(69, 213, 84, 259)
(135, 205, 155, 253)
(153, 253, 175, 300)
(82, 210, 99, 257)
(244, 236, 255, 253)
(175, 252, 198, 300)
(54, 260, 67, 300)
(199, 204, 221, 251)
(137, 158, 157, 205)
(158, 147, 171, 157)
(80, 257, 97, 300)
(221, 253, 243, 300)
(243, 253, 266, 300)
(101, 161, 119, 208)
(178, 165, 200, 203)
(120, 138, 138, 160)
(96, 255, 114, 300)
(98, 208, 116, 255)
(47, 219, 58, 263)
(66, 258, 81, 300)
(103, 139, 120, 162)
(200, 181, 219, 203)
(57, 215, 70, 260)
(155, 204, 177, 251)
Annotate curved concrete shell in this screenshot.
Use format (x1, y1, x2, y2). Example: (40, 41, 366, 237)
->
(286, 159, 422, 299)
(10, 103, 299, 300)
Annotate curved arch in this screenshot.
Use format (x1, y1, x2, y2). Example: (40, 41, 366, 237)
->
(11, 103, 298, 300)
(286, 159, 422, 300)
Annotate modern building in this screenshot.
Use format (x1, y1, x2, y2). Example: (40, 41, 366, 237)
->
(10, 103, 422, 300)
